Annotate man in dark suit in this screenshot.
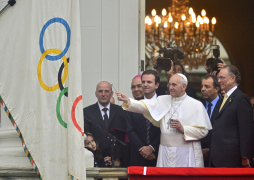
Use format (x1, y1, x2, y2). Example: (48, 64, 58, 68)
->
(127, 70, 161, 166)
(200, 74, 221, 167)
(83, 81, 126, 167)
(210, 65, 254, 167)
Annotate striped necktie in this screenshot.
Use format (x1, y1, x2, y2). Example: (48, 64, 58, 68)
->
(219, 94, 228, 112)
(145, 118, 151, 145)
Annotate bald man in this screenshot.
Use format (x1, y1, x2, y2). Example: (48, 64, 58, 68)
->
(83, 81, 126, 167)
(117, 74, 212, 167)
(131, 75, 144, 99)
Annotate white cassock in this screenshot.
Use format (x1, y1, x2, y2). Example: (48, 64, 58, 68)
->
(122, 93, 212, 167)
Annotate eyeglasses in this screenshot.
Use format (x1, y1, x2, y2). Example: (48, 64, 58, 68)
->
(97, 90, 112, 94)
(131, 84, 142, 90)
(217, 76, 226, 80)
(217, 76, 231, 80)
(217, 74, 233, 80)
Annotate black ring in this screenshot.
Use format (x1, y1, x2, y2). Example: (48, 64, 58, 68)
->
(58, 57, 69, 97)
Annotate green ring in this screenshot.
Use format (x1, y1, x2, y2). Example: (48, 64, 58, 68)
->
(56, 87, 68, 128)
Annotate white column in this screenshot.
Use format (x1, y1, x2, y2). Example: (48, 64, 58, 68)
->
(80, 0, 143, 106)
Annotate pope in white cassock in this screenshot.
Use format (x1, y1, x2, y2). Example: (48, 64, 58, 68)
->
(116, 73, 212, 167)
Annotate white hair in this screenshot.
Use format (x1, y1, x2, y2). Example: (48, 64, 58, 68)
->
(175, 73, 188, 85)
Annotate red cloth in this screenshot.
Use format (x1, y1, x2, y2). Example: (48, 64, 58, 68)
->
(128, 167, 254, 180)
(124, 133, 129, 142)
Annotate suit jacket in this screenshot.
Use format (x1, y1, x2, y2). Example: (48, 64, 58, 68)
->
(127, 96, 161, 166)
(83, 103, 126, 159)
(201, 97, 221, 149)
(210, 88, 254, 167)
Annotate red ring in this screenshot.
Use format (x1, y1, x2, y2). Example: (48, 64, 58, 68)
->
(71, 95, 84, 136)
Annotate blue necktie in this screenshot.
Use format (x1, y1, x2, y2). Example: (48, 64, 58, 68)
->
(207, 102, 212, 119)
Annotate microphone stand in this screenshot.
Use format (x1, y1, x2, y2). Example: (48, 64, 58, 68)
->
(0, 0, 16, 16)
(84, 117, 126, 167)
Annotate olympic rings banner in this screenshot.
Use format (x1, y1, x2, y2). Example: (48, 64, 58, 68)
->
(0, 0, 86, 180)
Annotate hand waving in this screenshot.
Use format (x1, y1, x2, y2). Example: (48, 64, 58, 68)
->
(116, 92, 129, 104)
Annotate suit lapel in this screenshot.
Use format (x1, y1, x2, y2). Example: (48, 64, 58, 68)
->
(92, 103, 106, 130)
(142, 116, 148, 132)
(217, 89, 238, 117)
(108, 103, 116, 130)
(202, 100, 206, 107)
(139, 97, 147, 131)
(211, 97, 222, 124)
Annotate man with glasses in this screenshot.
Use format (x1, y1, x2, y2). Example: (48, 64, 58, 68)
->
(210, 65, 254, 167)
(83, 81, 126, 167)
(127, 71, 161, 166)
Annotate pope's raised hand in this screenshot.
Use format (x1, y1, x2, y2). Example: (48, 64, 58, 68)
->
(116, 92, 129, 104)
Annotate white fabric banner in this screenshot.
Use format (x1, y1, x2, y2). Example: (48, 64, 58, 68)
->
(0, 0, 86, 179)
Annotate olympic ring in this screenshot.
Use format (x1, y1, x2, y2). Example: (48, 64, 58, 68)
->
(38, 18, 84, 136)
(56, 87, 68, 128)
(58, 58, 69, 97)
(37, 49, 68, 91)
(39, 17, 71, 61)
(71, 95, 84, 136)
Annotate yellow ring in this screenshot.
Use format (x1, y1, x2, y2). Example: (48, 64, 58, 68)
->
(37, 49, 68, 91)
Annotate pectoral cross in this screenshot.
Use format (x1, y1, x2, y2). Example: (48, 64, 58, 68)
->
(167, 119, 172, 129)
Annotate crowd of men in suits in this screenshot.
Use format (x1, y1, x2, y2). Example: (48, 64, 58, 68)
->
(83, 61, 254, 168)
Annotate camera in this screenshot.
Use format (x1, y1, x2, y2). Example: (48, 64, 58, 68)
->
(206, 45, 222, 73)
(154, 41, 184, 71)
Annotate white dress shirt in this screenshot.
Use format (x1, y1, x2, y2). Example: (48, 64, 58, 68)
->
(225, 85, 237, 99)
(98, 102, 110, 120)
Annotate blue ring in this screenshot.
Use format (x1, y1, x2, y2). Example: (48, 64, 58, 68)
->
(39, 18, 71, 61)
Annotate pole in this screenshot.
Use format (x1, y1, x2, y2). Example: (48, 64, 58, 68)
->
(0, 0, 16, 16)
